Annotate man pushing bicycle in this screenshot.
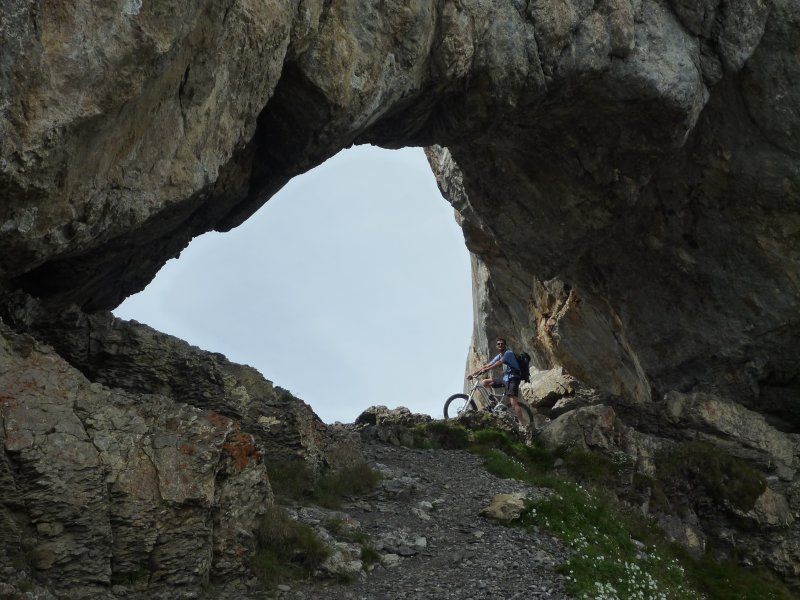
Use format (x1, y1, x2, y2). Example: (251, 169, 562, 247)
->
(468, 337, 525, 425)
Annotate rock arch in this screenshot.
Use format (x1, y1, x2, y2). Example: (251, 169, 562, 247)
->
(3, 0, 800, 588)
(3, 0, 798, 418)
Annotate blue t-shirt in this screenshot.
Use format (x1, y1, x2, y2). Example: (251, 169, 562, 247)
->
(491, 350, 521, 382)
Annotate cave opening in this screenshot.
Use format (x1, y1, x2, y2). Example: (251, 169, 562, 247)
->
(113, 145, 473, 423)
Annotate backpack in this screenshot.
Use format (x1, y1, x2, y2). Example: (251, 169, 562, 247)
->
(514, 352, 531, 383)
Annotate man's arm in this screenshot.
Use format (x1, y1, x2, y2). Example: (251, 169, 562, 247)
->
(468, 358, 501, 379)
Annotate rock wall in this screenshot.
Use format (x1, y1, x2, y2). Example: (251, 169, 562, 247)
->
(2, 0, 800, 591)
(0, 291, 363, 475)
(0, 292, 363, 598)
(0, 320, 270, 598)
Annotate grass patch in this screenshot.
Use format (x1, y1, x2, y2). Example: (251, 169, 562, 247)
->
(522, 484, 703, 599)
(268, 461, 381, 508)
(469, 428, 554, 481)
(267, 460, 315, 501)
(478, 448, 531, 480)
(313, 462, 382, 508)
(360, 544, 382, 566)
(323, 518, 382, 569)
(324, 517, 347, 536)
(687, 556, 797, 600)
(252, 505, 330, 588)
(655, 441, 767, 512)
(560, 446, 616, 485)
(412, 421, 471, 449)
(459, 426, 796, 600)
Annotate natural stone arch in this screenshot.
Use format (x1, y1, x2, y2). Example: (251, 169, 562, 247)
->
(3, 0, 800, 589)
(2, 0, 799, 421)
(113, 144, 475, 423)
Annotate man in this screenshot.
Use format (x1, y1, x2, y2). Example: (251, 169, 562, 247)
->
(468, 337, 525, 425)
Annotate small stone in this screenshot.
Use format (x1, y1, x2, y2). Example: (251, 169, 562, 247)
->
(383, 553, 402, 568)
(411, 508, 431, 521)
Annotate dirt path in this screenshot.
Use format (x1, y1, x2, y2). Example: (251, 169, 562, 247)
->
(285, 439, 572, 599)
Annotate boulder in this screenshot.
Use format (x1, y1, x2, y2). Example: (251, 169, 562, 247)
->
(538, 405, 622, 453)
(665, 391, 798, 473)
(354, 406, 433, 447)
(524, 367, 578, 409)
(480, 493, 527, 523)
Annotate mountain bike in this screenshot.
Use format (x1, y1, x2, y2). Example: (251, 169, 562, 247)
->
(444, 378, 535, 427)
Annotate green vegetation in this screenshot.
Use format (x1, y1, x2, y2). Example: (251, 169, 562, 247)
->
(252, 505, 330, 588)
(523, 483, 704, 599)
(313, 462, 382, 508)
(411, 421, 472, 449)
(360, 544, 382, 566)
(687, 557, 797, 600)
(109, 567, 149, 586)
(267, 460, 315, 501)
(258, 460, 382, 589)
(559, 446, 619, 486)
(420, 421, 797, 600)
(268, 460, 382, 508)
(323, 517, 382, 567)
(260, 421, 791, 598)
(470, 428, 553, 474)
(655, 441, 767, 512)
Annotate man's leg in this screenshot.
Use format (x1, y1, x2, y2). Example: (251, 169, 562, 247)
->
(506, 379, 525, 426)
(481, 378, 504, 392)
(509, 395, 525, 425)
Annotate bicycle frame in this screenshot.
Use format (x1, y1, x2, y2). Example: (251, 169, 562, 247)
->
(466, 378, 509, 411)
(444, 377, 534, 426)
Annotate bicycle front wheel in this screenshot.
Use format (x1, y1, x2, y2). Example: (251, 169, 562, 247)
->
(444, 394, 477, 419)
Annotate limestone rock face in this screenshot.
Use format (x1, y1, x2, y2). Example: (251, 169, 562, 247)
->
(0, 321, 270, 598)
(524, 367, 578, 408)
(1, 292, 364, 475)
(1, 0, 294, 310)
(0, 293, 365, 597)
(665, 391, 798, 476)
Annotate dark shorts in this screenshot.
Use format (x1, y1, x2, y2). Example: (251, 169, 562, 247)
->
(492, 378, 520, 396)
(505, 377, 521, 397)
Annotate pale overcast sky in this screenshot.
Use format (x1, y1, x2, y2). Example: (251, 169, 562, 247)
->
(114, 145, 474, 423)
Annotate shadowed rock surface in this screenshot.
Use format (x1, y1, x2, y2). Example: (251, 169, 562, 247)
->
(2, 0, 800, 595)
(3, 0, 799, 414)
(0, 298, 363, 598)
(0, 320, 271, 598)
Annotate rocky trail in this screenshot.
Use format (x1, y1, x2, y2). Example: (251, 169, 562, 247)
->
(284, 438, 572, 600)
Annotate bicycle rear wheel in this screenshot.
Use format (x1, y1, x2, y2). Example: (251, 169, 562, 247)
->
(515, 401, 535, 428)
(444, 394, 477, 419)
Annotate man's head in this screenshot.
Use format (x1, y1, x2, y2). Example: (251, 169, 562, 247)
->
(495, 338, 507, 350)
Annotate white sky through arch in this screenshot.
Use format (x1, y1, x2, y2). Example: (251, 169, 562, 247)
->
(114, 145, 474, 423)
